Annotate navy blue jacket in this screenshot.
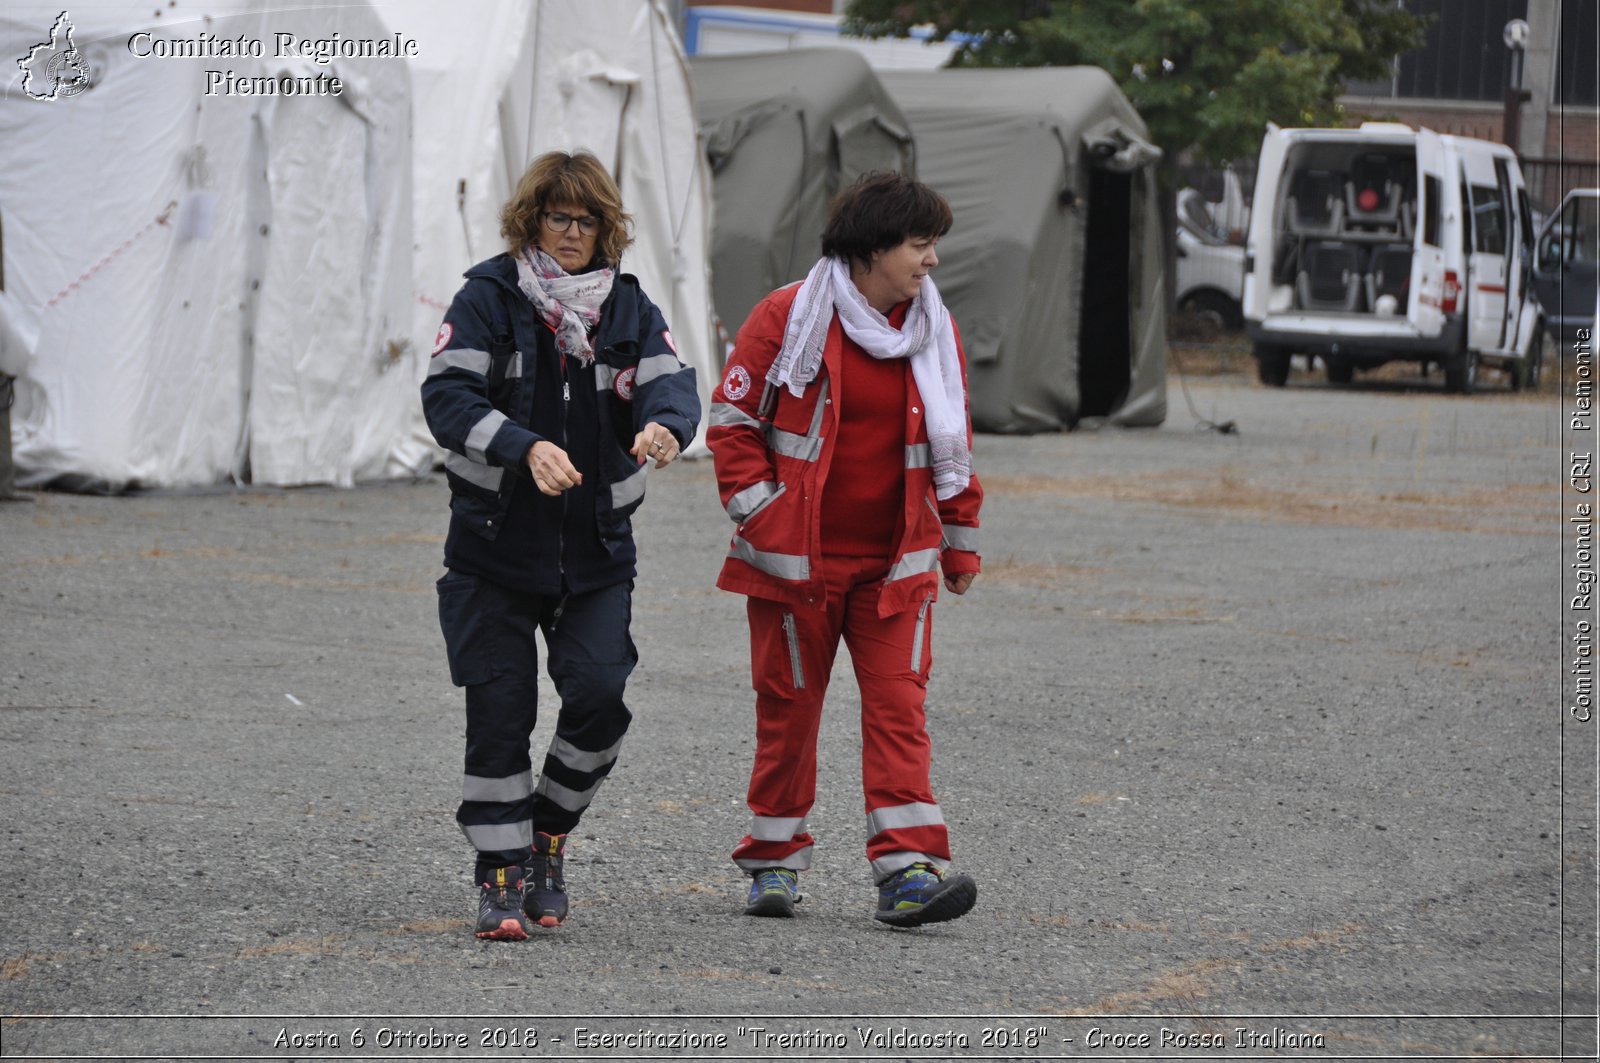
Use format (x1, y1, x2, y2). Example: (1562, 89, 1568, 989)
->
(421, 254, 700, 595)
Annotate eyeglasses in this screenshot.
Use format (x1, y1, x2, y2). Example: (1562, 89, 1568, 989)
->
(542, 211, 601, 236)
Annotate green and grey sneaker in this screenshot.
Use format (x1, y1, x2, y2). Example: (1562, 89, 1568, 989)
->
(744, 867, 801, 917)
(874, 863, 976, 928)
(475, 865, 530, 941)
(524, 832, 569, 928)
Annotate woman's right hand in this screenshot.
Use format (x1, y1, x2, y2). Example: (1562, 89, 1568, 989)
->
(526, 440, 582, 495)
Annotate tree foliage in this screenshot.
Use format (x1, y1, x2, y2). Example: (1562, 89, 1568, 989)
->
(843, 0, 1427, 168)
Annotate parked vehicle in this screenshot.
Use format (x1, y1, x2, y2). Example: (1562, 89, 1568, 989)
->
(1176, 187, 1245, 332)
(1243, 122, 1545, 393)
(1530, 188, 1598, 346)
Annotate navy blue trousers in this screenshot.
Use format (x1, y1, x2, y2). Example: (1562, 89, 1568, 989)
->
(436, 571, 635, 877)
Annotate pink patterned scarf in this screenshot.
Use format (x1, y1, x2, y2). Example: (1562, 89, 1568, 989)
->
(512, 246, 614, 365)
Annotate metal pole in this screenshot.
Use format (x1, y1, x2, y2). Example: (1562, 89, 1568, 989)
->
(0, 373, 20, 501)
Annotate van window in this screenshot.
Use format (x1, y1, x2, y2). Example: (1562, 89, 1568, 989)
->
(1546, 196, 1600, 266)
(1423, 175, 1442, 247)
(1459, 177, 1474, 250)
(1470, 184, 1504, 254)
(1518, 188, 1535, 252)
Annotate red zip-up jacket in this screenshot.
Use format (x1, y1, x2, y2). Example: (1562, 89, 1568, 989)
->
(708, 283, 982, 617)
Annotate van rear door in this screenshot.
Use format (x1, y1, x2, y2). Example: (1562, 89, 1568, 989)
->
(1409, 129, 1448, 337)
(1244, 125, 1291, 322)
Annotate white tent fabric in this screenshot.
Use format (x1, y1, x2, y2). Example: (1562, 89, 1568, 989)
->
(0, 0, 415, 489)
(375, 0, 718, 458)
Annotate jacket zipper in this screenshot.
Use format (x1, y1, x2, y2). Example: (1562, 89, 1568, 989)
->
(557, 349, 570, 584)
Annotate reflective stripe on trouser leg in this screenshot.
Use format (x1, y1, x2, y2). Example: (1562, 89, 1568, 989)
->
(838, 564, 952, 881)
(530, 581, 637, 836)
(731, 591, 848, 873)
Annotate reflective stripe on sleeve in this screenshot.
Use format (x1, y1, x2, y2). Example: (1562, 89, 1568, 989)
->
(426, 347, 490, 377)
(885, 547, 940, 584)
(460, 820, 533, 853)
(727, 480, 777, 522)
(866, 801, 945, 837)
(941, 524, 979, 552)
(611, 462, 648, 511)
(635, 353, 682, 387)
(462, 770, 534, 804)
(728, 535, 810, 581)
(464, 409, 508, 463)
(905, 443, 932, 469)
(711, 401, 762, 429)
(445, 451, 505, 491)
(767, 427, 822, 461)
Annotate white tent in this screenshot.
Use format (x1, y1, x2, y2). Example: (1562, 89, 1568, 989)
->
(375, 0, 719, 457)
(0, 0, 416, 489)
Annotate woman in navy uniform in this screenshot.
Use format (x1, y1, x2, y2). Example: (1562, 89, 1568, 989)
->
(421, 150, 700, 940)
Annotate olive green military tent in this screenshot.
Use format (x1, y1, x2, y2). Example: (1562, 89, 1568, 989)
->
(690, 48, 914, 339)
(881, 67, 1168, 430)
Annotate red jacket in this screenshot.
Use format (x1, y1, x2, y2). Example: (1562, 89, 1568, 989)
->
(709, 283, 983, 616)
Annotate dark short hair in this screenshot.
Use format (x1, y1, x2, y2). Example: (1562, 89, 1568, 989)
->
(821, 172, 953, 268)
(500, 150, 634, 264)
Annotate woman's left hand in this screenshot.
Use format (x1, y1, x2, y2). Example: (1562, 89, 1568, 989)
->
(631, 422, 680, 468)
(944, 572, 976, 595)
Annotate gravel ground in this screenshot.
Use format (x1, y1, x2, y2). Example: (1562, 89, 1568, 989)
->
(0, 369, 1592, 1061)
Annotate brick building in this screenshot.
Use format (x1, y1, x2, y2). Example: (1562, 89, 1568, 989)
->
(1340, 0, 1597, 210)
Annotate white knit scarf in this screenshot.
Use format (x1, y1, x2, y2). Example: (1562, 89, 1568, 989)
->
(769, 255, 971, 499)
(513, 246, 614, 365)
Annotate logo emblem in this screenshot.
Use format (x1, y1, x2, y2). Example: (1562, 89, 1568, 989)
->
(613, 366, 637, 401)
(723, 364, 751, 401)
(430, 322, 453, 357)
(18, 12, 93, 101)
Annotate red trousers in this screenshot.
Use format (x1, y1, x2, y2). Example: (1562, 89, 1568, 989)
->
(732, 555, 952, 883)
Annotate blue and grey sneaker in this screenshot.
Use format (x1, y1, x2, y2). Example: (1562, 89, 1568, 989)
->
(874, 863, 977, 928)
(744, 867, 801, 917)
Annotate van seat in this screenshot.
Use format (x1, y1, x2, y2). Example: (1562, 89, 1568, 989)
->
(1365, 243, 1412, 310)
(1286, 170, 1346, 236)
(1295, 240, 1365, 311)
(1344, 153, 1403, 229)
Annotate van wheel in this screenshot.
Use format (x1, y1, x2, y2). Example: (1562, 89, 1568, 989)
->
(1182, 290, 1242, 333)
(1255, 344, 1290, 387)
(1444, 351, 1478, 394)
(1325, 356, 1354, 384)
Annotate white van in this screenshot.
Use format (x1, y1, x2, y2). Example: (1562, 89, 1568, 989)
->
(1176, 186, 1246, 332)
(1243, 122, 1545, 392)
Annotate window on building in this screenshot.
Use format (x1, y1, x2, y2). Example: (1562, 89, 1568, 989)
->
(1556, 0, 1599, 106)
(1393, 0, 1529, 101)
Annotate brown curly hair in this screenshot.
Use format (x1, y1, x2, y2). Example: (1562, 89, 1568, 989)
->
(499, 150, 634, 266)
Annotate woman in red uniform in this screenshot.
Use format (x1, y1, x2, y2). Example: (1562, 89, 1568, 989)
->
(708, 172, 983, 927)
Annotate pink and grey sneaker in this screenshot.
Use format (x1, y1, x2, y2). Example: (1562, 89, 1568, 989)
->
(475, 865, 530, 941)
(524, 832, 569, 927)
